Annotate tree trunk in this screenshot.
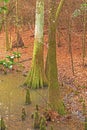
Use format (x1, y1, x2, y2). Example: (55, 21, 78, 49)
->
(4, 1, 10, 51)
(82, 0, 86, 66)
(24, 0, 47, 89)
(48, 0, 65, 115)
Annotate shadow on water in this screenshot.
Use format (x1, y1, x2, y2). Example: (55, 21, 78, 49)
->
(0, 72, 84, 130)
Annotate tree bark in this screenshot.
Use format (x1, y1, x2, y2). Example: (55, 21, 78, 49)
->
(48, 0, 65, 114)
(4, 1, 10, 51)
(24, 0, 47, 89)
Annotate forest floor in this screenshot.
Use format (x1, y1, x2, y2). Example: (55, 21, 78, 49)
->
(0, 28, 87, 130)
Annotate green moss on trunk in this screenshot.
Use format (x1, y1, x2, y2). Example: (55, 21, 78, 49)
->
(24, 40, 47, 89)
(48, 0, 65, 115)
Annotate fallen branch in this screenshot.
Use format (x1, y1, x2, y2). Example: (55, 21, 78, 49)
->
(19, 58, 32, 63)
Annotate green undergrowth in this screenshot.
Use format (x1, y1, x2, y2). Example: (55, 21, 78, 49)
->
(0, 51, 21, 73)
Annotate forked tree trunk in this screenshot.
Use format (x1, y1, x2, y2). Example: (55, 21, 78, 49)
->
(24, 0, 47, 89)
(48, 0, 65, 114)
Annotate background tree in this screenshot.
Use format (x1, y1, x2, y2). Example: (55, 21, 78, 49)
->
(4, 1, 10, 51)
(0, 0, 11, 51)
(72, 0, 87, 66)
(24, 0, 47, 89)
(82, 0, 87, 66)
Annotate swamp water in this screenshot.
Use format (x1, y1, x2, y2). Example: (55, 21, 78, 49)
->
(0, 72, 84, 130)
(0, 72, 47, 130)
